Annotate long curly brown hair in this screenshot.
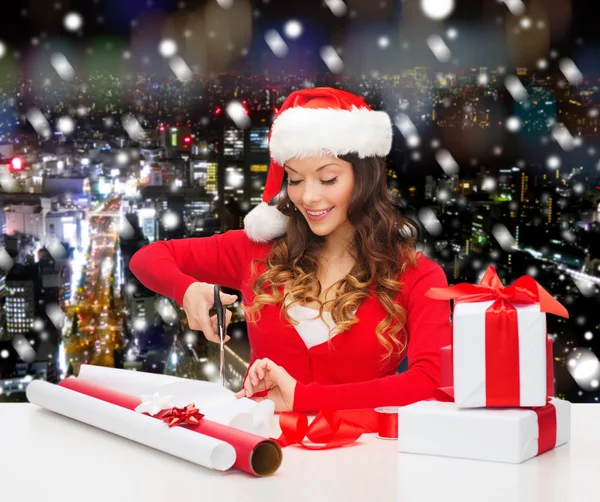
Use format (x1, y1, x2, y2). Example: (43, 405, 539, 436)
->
(241, 154, 420, 362)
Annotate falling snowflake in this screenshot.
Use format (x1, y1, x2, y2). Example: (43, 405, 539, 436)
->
(573, 278, 595, 298)
(56, 116, 75, 135)
(478, 73, 489, 85)
(46, 237, 67, 259)
(46, 304, 66, 330)
(482, 176, 496, 191)
(502, 0, 525, 15)
(504, 75, 528, 101)
(64, 12, 83, 32)
(559, 58, 583, 85)
(537, 59, 548, 70)
(492, 224, 516, 251)
(226, 101, 250, 129)
(378, 36, 390, 49)
(546, 155, 561, 169)
(584, 332, 594, 341)
(418, 208, 442, 236)
(162, 211, 180, 230)
(119, 218, 135, 239)
(50, 52, 75, 81)
(265, 30, 288, 58)
(420, 0, 454, 20)
(427, 35, 451, 63)
(551, 123, 575, 151)
(320, 46, 344, 73)
(435, 149, 459, 176)
(158, 39, 178, 58)
(446, 28, 458, 40)
(284, 20, 303, 39)
(0, 41, 6, 59)
(216, 0, 234, 8)
(519, 17, 531, 29)
(325, 0, 347, 17)
(26, 108, 52, 138)
(506, 116, 521, 132)
(169, 56, 193, 82)
(12, 335, 36, 363)
(121, 114, 145, 142)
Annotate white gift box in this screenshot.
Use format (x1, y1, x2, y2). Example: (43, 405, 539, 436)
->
(453, 300, 547, 408)
(397, 398, 570, 464)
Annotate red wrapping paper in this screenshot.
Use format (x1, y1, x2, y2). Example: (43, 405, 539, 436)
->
(59, 377, 282, 476)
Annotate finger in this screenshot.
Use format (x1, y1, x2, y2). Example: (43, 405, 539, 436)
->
(219, 292, 238, 305)
(196, 316, 219, 343)
(248, 361, 261, 386)
(234, 389, 246, 399)
(225, 309, 232, 329)
(243, 375, 254, 398)
(209, 314, 230, 343)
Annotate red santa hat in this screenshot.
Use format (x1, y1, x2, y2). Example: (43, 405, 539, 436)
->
(243, 87, 393, 243)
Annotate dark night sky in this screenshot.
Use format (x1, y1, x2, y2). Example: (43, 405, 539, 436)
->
(0, 0, 598, 75)
(1, 0, 597, 43)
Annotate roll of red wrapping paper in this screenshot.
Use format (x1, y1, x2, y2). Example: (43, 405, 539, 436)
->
(374, 407, 399, 439)
(59, 377, 282, 476)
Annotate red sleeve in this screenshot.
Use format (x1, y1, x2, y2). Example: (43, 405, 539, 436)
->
(292, 257, 452, 413)
(129, 229, 257, 307)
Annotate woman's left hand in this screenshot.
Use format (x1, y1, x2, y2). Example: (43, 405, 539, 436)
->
(234, 358, 296, 412)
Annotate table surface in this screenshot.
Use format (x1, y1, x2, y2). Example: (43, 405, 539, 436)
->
(2, 403, 600, 502)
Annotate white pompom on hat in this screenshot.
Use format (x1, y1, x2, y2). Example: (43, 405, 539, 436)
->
(243, 87, 393, 243)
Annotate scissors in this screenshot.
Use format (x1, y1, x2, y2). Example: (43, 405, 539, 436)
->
(213, 284, 226, 387)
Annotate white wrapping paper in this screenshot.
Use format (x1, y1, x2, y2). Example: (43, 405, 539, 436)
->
(453, 300, 547, 408)
(26, 380, 236, 471)
(77, 365, 274, 437)
(397, 398, 570, 464)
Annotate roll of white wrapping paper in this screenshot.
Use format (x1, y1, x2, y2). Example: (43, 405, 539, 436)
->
(77, 365, 274, 436)
(78, 364, 200, 396)
(26, 380, 236, 472)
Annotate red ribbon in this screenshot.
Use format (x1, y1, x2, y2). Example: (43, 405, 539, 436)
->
(273, 409, 378, 450)
(151, 404, 205, 428)
(426, 266, 568, 407)
(534, 402, 557, 455)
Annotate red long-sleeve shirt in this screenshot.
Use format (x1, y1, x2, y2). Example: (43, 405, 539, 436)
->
(129, 229, 451, 413)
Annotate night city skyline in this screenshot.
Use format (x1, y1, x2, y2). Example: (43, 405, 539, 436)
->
(0, 0, 598, 410)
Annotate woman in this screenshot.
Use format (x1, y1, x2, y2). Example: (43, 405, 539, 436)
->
(129, 87, 451, 413)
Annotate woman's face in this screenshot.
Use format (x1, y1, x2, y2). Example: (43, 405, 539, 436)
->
(284, 154, 355, 238)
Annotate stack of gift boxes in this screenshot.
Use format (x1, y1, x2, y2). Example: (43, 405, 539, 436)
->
(397, 266, 572, 464)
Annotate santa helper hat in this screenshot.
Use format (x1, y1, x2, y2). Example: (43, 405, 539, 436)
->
(243, 87, 394, 243)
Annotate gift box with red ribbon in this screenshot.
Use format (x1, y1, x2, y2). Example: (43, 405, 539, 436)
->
(397, 397, 571, 464)
(439, 336, 556, 397)
(426, 266, 569, 408)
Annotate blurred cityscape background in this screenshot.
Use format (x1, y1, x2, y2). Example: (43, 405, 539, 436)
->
(0, 0, 598, 403)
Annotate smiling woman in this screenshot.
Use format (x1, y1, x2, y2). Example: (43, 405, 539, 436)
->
(130, 87, 451, 414)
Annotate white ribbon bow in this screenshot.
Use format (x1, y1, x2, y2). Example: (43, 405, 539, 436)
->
(135, 392, 175, 416)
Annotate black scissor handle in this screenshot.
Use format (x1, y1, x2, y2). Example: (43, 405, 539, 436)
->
(213, 284, 225, 340)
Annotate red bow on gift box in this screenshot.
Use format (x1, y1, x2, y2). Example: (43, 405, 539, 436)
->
(425, 266, 568, 407)
(425, 265, 568, 317)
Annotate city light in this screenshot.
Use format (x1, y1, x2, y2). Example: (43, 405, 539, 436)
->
(10, 157, 23, 171)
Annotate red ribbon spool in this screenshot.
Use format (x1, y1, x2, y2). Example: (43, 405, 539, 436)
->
(375, 407, 399, 439)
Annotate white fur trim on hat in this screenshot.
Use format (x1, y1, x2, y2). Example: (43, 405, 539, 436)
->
(243, 201, 289, 243)
(269, 106, 393, 164)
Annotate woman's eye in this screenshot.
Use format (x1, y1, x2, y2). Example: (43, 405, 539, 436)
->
(288, 177, 338, 186)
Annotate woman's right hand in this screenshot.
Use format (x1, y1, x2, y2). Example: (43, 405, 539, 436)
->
(182, 282, 238, 344)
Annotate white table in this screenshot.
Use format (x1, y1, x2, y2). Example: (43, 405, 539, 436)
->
(2, 403, 599, 502)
